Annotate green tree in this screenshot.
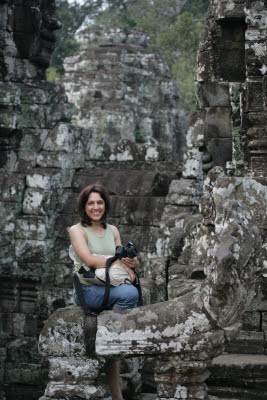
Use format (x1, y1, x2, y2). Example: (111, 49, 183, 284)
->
(47, 0, 103, 79)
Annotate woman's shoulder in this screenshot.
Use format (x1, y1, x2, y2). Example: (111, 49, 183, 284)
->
(108, 224, 119, 235)
(69, 222, 86, 236)
(108, 224, 120, 244)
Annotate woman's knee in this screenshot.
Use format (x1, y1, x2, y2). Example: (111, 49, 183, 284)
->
(112, 285, 139, 310)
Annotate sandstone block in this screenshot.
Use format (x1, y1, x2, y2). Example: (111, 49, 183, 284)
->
(198, 82, 230, 107)
(43, 380, 108, 399)
(39, 306, 94, 357)
(225, 331, 264, 354)
(2, 174, 25, 203)
(241, 311, 261, 331)
(15, 216, 46, 240)
(22, 188, 46, 215)
(48, 356, 104, 382)
(204, 107, 232, 139)
(15, 239, 47, 263)
(166, 179, 201, 206)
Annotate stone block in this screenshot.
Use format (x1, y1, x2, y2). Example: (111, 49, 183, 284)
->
(20, 87, 46, 104)
(36, 151, 63, 168)
(198, 82, 230, 107)
(15, 239, 47, 263)
(2, 174, 25, 203)
(168, 278, 200, 300)
(17, 262, 43, 282)
(17, 103, 46, 129)
(15, 216, 46, 240)
(111, 196, 165, 226)
(168, 228, 185, 259)
(22, 188, 45, 215)
(168, 263, 186, 280)
(0, 83, 20, 106)
(207, 138, 232, 167)
(4, 362, 45, 385)
(48, 356, 104, 382)
(39, 306, 93, 357)
(166, 179, 201, 206)
(26, 171, 53, 189)
(241, 311, 261, 331)
(225, 331, 264, 354)
(208, 354, 267, 397)
(53, 263, 74, 288)
(17, 128, 49, 168)
(19, 285, 38, 314)
(7, 337, 39, 363)
(0, 231, 15, 260)
(262, 312, 267, 331)
(195, 50, 211, 82)
(72, 168, 169, 197)
(43, 380, 108, 399)
(42, 123, 71, 152)
(245, 81, 264, 112)
(51, 239, 70, 263)
(118, 225, 160, 254)
(204, 107, 232, 139)
(0, 348, 7, 363)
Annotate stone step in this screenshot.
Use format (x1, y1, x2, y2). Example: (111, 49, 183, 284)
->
(224, 331, 265, 354)
(207, 354, 267, 400)
(139, 394, 157, 400)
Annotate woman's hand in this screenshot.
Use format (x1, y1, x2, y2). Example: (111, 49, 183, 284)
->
(123, 265, 136, 283)
(121, 257, 139, 269)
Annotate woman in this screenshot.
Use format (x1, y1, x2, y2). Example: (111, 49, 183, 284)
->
(69, 184, 139, 400)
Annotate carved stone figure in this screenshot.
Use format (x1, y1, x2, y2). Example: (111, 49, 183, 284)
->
(0, 0, 61, 81)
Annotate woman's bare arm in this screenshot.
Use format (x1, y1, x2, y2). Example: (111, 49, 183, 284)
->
(69, 225, 107, 268)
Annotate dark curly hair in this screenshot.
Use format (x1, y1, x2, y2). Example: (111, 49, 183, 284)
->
(77, 184, 110, 228)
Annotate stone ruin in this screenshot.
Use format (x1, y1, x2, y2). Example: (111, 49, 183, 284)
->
(0, 1, 267, 400)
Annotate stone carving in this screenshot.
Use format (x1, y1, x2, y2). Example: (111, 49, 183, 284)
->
(193, 0, 267, 176)
(39, 170, 266, 399)
(62, 27, 186, 162)
(1, 0, 267, 399)
(0, 0, 61, 82)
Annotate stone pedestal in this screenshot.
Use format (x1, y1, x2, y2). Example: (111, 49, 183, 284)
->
(38, 305, 109, 399)
(155, 358, 210, 400)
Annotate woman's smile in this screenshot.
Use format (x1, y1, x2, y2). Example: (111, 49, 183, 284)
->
(85, 192, 105, 222)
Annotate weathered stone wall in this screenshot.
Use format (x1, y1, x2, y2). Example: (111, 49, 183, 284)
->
(0, 8, 186, 400)
(195, 0, 267, 177)
(1, 0, 267, 399)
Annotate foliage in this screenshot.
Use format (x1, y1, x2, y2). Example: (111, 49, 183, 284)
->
(46, 66, 61, 82)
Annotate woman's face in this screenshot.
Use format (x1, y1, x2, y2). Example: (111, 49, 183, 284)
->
(85, 192, 105, 223)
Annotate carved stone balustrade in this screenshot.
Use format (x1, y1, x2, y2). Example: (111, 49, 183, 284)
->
(39, 172, 266, 400)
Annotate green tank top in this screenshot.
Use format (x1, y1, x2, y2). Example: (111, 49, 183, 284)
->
(70, 223, 116, 286)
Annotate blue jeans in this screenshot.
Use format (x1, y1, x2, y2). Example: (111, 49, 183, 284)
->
(74, 283, 139, 311)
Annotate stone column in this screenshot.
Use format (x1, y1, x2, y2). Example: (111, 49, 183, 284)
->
(155, 357, 210, 400)
(38, 305, 109, 400)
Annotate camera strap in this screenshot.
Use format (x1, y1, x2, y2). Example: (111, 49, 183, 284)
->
(73, 255, 143, 314)
(73, 255, 118, 315)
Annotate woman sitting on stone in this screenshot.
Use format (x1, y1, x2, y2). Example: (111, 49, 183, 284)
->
(69, 183, 139, 400)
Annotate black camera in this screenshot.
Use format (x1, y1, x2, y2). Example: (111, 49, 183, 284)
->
(115, 242, 139, 259)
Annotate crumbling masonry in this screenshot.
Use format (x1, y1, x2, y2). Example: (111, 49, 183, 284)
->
(0, 0, 267, 400)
